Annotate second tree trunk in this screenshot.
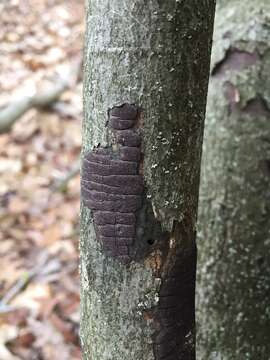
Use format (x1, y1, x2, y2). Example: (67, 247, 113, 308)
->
(197, 1, 270, 359)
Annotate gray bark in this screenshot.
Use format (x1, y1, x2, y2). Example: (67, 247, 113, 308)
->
(197, 1, 270, 359)
(81, 1, 215, 359)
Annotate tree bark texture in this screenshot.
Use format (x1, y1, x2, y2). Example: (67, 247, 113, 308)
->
(196, 1, 270, 359)
(81, 1, 215, 359)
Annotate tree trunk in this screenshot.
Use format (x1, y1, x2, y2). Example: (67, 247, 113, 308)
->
(197, 1, 270, 359)
(81, 1, 215, 359)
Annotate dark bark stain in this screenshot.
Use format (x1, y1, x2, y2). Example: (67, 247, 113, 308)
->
(223, 83, 270, 117)
(153, 220, 197, 360)
(260, 159, 270, 177)
(212, 48, 259, 78)
(242, 97, 270, 117)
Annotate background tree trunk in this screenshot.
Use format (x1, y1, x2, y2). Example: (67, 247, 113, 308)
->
(81, 1, 215, 359)
(197, 1, 270, 359)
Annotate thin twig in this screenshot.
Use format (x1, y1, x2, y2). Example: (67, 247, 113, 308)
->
(0, 56, 82, 134)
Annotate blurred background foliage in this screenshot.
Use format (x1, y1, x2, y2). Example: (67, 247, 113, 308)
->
(0, 1, 83, 359)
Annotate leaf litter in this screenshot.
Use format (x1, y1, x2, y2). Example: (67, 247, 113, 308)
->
(0, 0, 84, 358)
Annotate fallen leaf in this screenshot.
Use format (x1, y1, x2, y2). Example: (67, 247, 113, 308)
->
(8, 197, 29, 214)
(42, 224, 62, 246)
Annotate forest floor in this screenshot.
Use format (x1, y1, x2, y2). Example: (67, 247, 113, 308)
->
(0, 1, 84, 359)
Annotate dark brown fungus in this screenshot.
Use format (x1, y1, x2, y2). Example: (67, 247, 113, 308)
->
(82, 104, 142, 263)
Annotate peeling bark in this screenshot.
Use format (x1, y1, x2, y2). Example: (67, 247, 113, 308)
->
(81, 1, 215, 359)
(197, 1, 270, 359)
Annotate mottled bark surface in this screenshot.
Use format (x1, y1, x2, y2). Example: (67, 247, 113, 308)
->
(197, 1, 270, 359)
(81, 1, 215, 359)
